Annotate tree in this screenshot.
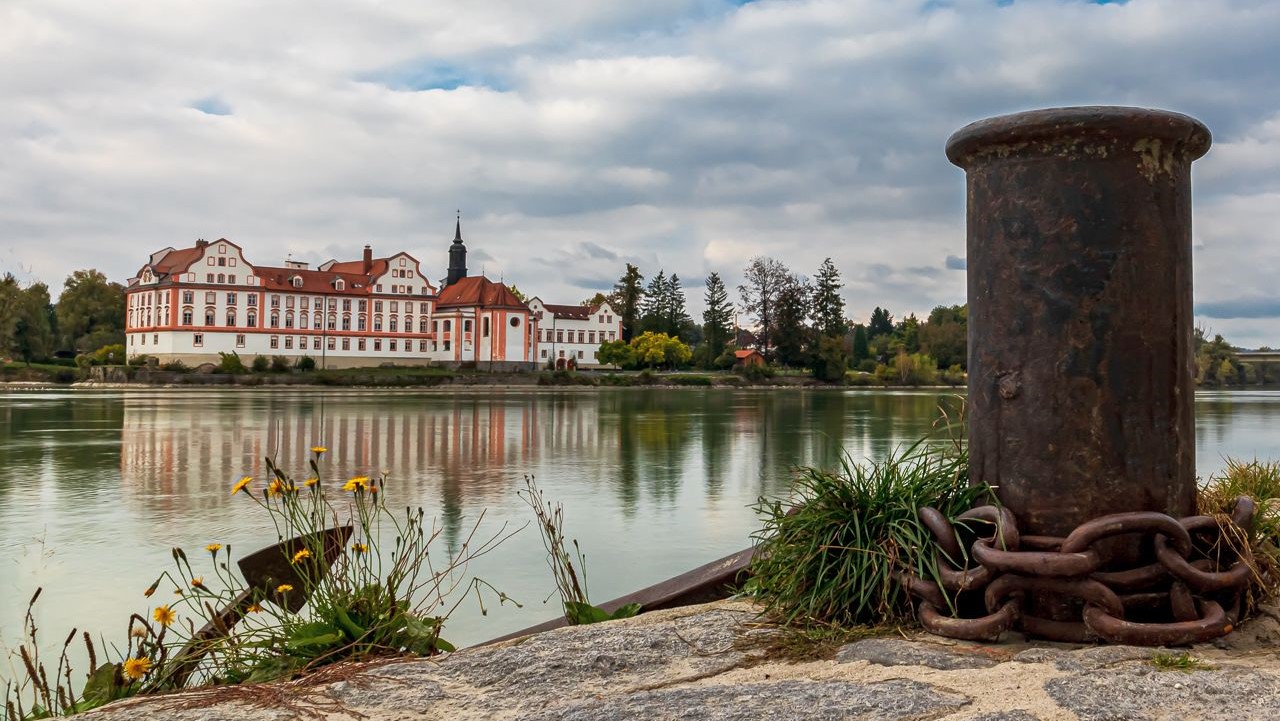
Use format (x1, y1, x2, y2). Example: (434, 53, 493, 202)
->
(507, 284, 528, 303)
(597, 339, 634, 368)
(631, 331, 692, 369)
(666, 273, 692, 338)
(772, 274, 812, 367)
(896, 313, 921, 353)
(851, 324, 870, 363)
(918, 304, 967, 370)
(612, 264, 645, 341)
(811, 258, 846, 338)
(640, 270, 669, 334)
(10, 282, 54, 365)
(582, 291, 609, 307)
(701, 272, 733, 364)
(0, 273, 21, 356)
(56, 269, 125, 353)
(867, 306, 894, 339)
(738, 257, 790, 359)
(811, 335, 848, 382)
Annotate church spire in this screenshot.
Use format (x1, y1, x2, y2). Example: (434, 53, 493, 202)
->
(447, 209, 468, 286)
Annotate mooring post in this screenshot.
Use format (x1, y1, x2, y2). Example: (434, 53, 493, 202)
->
(947, 107, 1211, 561)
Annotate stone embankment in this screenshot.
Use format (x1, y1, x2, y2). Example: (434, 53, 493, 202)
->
(85, 600, 1280, 721)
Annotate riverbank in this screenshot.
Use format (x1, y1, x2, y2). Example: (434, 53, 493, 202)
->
(81, 599, 1280, 721)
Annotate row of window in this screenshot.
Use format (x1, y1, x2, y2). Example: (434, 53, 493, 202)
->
(540, 349, 594, 360)
(266, 336, 446, 354)
(542, 329, 617, 344)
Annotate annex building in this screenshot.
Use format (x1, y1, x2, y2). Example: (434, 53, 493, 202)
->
(122, 221, 577, 370)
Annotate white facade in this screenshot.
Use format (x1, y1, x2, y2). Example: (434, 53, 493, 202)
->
(527, 298, 623, 369)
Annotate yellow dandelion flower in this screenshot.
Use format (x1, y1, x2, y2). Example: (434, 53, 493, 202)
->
(191, 576, 205, 590)
(246, 603, 263, 614)
(122, 657, 152, 681)
(352, 543, 369, 554)
(304, 477, 319, 487)
(153, 605, 176, 627)
(291, 549, 311, 564)
(231, 476, 253, 495)
(311, 446, 327, 454)
(342, 476, 370, 492)
(276, 584, 293, 594)
(267, 478, 285, 497)
(206, 543, 222, 554)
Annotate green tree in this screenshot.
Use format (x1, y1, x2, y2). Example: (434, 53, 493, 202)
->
(10, 282, 55, 365)
(867, 306, 894, 339)
(507, 284, 529, 303)
(640, 270, 669, 334)
(918, 304, 967, 370)
(896, 313, 921, 353)
(666, 273, 693, 339)
(701, 272, 733, 364)
(811, 258, 846, 338)
(772, 274, 812, 367)
(631, 331, 692, 369)
(597, 339, 634, 368)
(738, 257, 789, 358)
(0, 273, 22, 356)
(56, 269, 125, 353)
(612, 264, 645, 341)
(582, 291, 609, 307)
(811, 335, 848, 382)
(851, 323, 870, 363)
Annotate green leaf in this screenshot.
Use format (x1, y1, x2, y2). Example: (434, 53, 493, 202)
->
(563, 601, 612, 625)
(333, 608, 368, 641)
(609, 603, 642, 620)
(80, 662, 121, 705)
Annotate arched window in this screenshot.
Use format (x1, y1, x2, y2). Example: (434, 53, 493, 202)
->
(389, 317, 398, 333)
(182, 308, 193, 325)
(270, 312, 279, 328)
(374, 315, 383, 332)
(204, 308, 215, 325)
(292, 276, 303, 288)
(285, 312, 294, 329)
(327, 313, 336, 331)
(247, 312, 257, 328)
(334, 279, 345, 291)
(341, 314, 351, 331)
(419, 317, 428, 333)
(405, 316, 413, 334)
(226, 310, 236, 327)
(312, 314, 321, 330)
(217, 273, 225, 283)
(443, 320, 452, 332)
(299, 311, 308, 328)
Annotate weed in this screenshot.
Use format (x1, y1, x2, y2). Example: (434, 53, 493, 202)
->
(1150, 651, 1213, 672)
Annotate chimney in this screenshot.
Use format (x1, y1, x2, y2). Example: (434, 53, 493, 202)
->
(363, 245, 373, 273)
(195, 239, 209, 248)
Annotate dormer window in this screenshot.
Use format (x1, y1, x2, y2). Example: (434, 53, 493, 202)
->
(334, 278, 345, 291)
(292, 276, 303, 288)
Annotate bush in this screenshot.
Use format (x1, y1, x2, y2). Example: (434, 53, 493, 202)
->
(160, 360, 190, 373)
(941, 364, 966, 387)
(856, 359, 878, 373)
(79, 344, 127, 367)
(737, 363, 773, 383)
(53, 369, 78, 383)
(749, 439, 987, 627)
(667, 374, 713, 386)
(295, 355, 316, 372)
(270, 355, 292, 372)
(127, 354, 151, 367)
(537, 369, 597, 386)
(251, 355, 269, 373)
(218, 351, 248, 374)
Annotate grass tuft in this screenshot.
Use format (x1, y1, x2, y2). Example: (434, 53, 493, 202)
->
(1198, 457, 1280, 607)
(1150, 651, 1213, 672)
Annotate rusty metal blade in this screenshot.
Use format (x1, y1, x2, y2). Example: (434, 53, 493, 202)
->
(237, 525, 353, 612)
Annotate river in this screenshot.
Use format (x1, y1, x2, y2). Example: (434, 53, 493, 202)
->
(1, 387, 1278, 664)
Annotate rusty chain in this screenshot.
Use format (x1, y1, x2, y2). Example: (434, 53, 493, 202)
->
(898, 497, 1258, 645)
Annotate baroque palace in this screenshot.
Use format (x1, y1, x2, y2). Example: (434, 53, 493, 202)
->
(123, 221, 622, 369)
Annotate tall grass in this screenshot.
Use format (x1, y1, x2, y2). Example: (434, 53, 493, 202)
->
(749, 437, 987, 627)
(1199, 457, 1280, 601)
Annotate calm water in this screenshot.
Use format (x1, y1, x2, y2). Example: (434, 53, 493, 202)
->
(1, 387, 1278, 663)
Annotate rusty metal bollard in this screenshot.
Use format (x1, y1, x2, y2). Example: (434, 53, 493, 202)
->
(947, 107, 1211, 564)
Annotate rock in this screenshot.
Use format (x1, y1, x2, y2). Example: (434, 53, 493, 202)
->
(533, 679, 970, 721)
(1050, 644, 1155, 671)
(1045, 665, 1280, 721)
(957, 712, 1042, 721)
(836, 638, 999, 670)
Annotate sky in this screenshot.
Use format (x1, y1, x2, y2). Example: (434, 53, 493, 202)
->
(2, 0, 1279, 346)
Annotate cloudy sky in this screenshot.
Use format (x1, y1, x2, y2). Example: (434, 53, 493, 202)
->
(2, 0, 1278, 345)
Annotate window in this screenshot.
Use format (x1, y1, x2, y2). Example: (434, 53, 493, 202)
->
(443, 320, 451, 332)
(193, 333, 204, 346)
(342, 299, 351, 311)
(285, 296, 294, 308)
(390, 301, 399, 312)
(375, 284, 382, 293)
(541, 349, 547, 358)
(589, 331, 596, 344)
(247, 295, 257, 307)
(270, 313, 280, 328)
(153, 333, 158, 345)
(399, 258, 406, 267)
(292, 277, 303, 288)
(327, 337, 335, 351)
(236, 334, 246, 348)
(510, 316, 520, 328)
(247, 312, 257, 328)
(374, 301, 383, 312)
(443, 340, 451, 351)
(335, 279, 345, 291)
(183, 291, 194, 304)
(464, 319, 472, 333)
(182, 309, 193, 325)
(578, 351, 584, 359)
(327, 314, 336, 331)
(342, 338, 350, 350)
(206, 273, 214, 283)
(299, 311, 308, 328)
(312, 337, 320, 350)
(205, 292, 216, 304)
(229, 258, 236, 267)
(285, 337, 293, 349)
(228, 275, 235, 284)
(419, 318, 428, 333)
(482, 318, 490, 337)
(218, 244, 226, 254)
(227, 293, 237, 305)
(208, 257, 216, 266)
(270, 336, 279, 349)
(217, 273, 225, 283)
(358, 299, 367, 312)
(556, 331, 563, 343)
(140, 334, 145, 345)
(374, 316, 383, 332)
(314, 298, 322, 310)
(419, 340, 428, 352)
(226, 310, 236, 326)
(271, 295, 280, 308)
(312, 315, 321, 330)
(341, 315, 351, 331)
(218, 257, 226, 266)
(204, 309, 215, 325)
(578, 331, 584, 343)
(358, 317, 366, 331)
(358, 339, 366, 351)
(389, 317, 398, 332)
(390, 340, 397, 352)
(328, 298, 336, 310)
(374, 339, 382, 351)
(609, 331, 616, 341)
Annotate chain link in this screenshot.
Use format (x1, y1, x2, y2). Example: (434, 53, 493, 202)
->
(899, 497, 1256, 645)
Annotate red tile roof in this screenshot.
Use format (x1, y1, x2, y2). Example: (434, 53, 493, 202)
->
(152, 246, 204, 275)
(734, 349, 762, 359)
(543, 303, 593, 320)
(253, 266, 375, 295)
(436, 276, 529, 309)
(326, 258, 388, 277)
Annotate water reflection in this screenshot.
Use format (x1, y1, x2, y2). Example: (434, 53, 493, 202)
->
(3, 388, 1279, 662)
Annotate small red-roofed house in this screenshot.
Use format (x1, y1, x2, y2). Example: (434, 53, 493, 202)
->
(734, 349, 765, 368)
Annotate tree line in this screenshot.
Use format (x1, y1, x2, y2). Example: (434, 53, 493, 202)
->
(593, 256, 968, 382)
(1, 270, 125, 366)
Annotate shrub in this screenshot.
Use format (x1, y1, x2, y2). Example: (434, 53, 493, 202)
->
(856, 358, 878, 373)
(737, 363, 772, 383)
(127, 354, 151, 367)
(295, 355, 316, 372)
(668, 374, 713, 386)
(251, 355, 269, 373)
(160, 360, 190, 373)
(53, 369, 78, 383)
(749, 438, 987, 627)
(218, 351, 248, 375)
(1200, 458, 1280, 600)
(270, 355, 292, 372)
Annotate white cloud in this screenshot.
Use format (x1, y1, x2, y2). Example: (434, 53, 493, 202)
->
(1, 0, 1279, 346)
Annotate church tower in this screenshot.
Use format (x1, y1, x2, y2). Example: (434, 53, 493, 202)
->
(446, 211, 467, 286)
